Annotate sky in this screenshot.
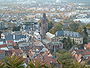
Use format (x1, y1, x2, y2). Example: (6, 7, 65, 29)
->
(0, 0, 90, 3)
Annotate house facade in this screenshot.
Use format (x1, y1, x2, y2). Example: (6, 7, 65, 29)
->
(55, 30, 83, 44)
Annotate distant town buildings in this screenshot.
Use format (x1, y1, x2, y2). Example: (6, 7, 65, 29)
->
(0, 1, 89, 67)
(71, 43, 90, 63)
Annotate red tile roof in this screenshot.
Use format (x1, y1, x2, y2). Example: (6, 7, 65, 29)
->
(7, 40, 14, 43)
(0, 44, 7, 48)
(76, 49, 85, 52)
(82, 52, 90, 55)
(85, 43, 90, 49)
(0, 50, 5, 54)
(43, 56, 57, 64)
(5, 49, 23, 56)
(34, 54, 57, 65)
(7, 40, 17, 46)
(9, 49, 23, 54)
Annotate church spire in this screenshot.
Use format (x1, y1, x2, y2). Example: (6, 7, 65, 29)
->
(43, 13, 46, 19)
(40, 13, 48, 39)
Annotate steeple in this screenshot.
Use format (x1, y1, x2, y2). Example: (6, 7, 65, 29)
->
(43, 13, 46, 19)
(40, 13, 48, 39)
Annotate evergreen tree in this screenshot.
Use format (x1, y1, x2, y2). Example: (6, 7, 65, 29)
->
(4, 55, 25, 68)
(83, 27, 88, 44)
(0, 31, 2, 39)
(62, 37, 73, 50)
(0, 61, 5, 68)
(48, 21, 53, 31)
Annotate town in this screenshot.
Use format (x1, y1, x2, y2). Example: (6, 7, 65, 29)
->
(0, 0, 90, 68)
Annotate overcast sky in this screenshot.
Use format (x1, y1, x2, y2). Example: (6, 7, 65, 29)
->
(0, 0, 90, 2)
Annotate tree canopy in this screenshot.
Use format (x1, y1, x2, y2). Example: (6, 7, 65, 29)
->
(49, 23, 63, 34)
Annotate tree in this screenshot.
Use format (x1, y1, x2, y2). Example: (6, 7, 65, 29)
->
(0, 55, 89, 68)
(12, 26, 21, 31)
(86, 24, 90, 29)
(57, 52, 74, 68)
(57, 51, 88, 68)
(83, 27, 88, 36)
(0, 61, 5, 68)
(4, 55, 25, 68)
(0, 31, 2, 39)
(0, 55, 58, 68)
(76, 25, 84, 32)
(49, 27, 57, 34)
(48, 21, 53, 31)
(83, 27, 88, 44)
(55, 23, 63, 31)
(69, 22, 80, 32)
(28, 61, 41, 68)
(49, 23, 63, 34)
(28, 61, 49, 68)
(72, 61, 86, 68)
(67, 37, 73, 49)
(62, 37, 73, 50)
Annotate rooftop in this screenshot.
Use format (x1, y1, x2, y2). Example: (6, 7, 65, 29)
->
(0, 50, 5, 54)
(56, 30, 82, 38)
(0, 44, 7, 48)
(46, 32, 55, 38)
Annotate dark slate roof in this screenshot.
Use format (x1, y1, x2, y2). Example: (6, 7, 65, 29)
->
(5, 33, 27, 41)
(56, 30, 82, 38)
(50, 42, 63, 45)
(24, 26, 31, 31)
(5, 34, 13, 40)
(15, 35, 26, 40)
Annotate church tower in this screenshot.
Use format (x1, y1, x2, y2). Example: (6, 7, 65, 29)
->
(40, 13, 48, 39)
